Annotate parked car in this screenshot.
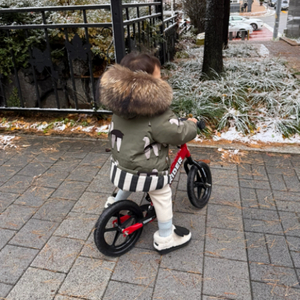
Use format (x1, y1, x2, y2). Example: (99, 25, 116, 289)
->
(274, 0, 289, 10)
(228, 22, 253, 38)
(268, 0, 277, 7)
(229, 15, 264, 31)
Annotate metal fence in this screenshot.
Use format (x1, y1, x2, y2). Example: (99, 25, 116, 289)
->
(0, 1, 183, 114)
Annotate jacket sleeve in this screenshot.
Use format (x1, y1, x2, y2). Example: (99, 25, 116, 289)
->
(151, 109, 197, 146)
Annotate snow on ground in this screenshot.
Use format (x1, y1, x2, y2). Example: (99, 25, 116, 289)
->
(0, 135, 18, 150)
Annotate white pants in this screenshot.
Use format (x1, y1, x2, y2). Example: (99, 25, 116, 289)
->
(116, 184, 173, 223)
(148, 184, 173, 223)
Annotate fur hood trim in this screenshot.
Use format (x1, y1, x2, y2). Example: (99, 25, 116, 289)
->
(99, 64, 173, 117)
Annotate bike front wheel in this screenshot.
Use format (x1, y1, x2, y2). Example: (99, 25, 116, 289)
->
(187, 162, 212, 209)
(94, 200, 144, 257)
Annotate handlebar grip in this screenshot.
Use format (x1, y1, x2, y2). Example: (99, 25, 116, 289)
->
(197, 120, 206, 130)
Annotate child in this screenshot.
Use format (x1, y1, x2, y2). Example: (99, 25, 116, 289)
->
(99, 52, 197, 254)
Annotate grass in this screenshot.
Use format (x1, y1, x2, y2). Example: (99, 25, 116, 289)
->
(164, 40, 300, 139)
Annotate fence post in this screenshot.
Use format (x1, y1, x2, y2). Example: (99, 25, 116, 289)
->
(111, 0, 126, 63)
(156, 0, 165, 64)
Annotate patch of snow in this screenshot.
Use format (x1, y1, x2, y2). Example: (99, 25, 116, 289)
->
(0, 135, 17, 150)
(259, 44, 270, 57)
(81, 126, 95, 132)
(95, 125, 109, 133)
(54, 123, 66, 131)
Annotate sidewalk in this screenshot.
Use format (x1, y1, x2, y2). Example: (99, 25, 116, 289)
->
(239, 0, 275, 17)
(0, 134, 300, 300)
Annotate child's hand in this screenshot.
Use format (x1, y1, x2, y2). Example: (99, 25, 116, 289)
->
(188, 118, 198, 124)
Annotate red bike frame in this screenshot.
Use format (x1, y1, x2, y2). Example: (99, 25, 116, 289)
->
(119, 144, 193, 237)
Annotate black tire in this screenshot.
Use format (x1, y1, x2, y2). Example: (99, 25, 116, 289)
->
(251, 23, 258, 31)
(237, 30, 246, 38)
(187, 163, 212, 209)
(94, 200, 144, 257)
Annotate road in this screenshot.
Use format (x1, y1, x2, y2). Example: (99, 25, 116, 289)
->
(260, 7, 288, 36)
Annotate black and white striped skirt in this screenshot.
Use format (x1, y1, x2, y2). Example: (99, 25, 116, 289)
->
(110, 161, 170, 192)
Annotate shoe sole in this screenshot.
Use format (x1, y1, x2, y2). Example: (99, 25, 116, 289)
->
(154, 238, 191, 255)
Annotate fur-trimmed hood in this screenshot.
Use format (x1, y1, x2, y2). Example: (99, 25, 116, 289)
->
(99, 64, 173, 118)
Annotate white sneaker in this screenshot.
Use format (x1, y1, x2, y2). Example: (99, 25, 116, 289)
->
(153, 225, 191, 254)
(104, 196, 116, 208)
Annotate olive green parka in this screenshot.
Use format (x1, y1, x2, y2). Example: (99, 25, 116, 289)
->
(99, 64, 197, 192)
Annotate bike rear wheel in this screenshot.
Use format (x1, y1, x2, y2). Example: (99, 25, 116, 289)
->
(187, 162, 212, 209)
(94, 200, 143, 257)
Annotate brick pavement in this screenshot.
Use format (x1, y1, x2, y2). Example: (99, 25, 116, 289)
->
(0, 135, 300, 299)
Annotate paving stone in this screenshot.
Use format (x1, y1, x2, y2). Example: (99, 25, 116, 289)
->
(0, 204, 36, 230)
(80, 231, 118, 261)
(252, 165, 268, 180)
(111, 247, 159, 287)
(250, 262, 299, 288)
(203, 257, 251, 300)
(177, 172, 187, 191)
(173, 190, 207, 215)
(209, 185, 240, 206)
(87, 162, 114, 194)
(34, 150, 65, 163)
(266, 166, 295, 176)
(54, 212, 97, 240)
(245, 232, 270, 263)
(71, 191, 107, 215)
(6, 267, 65, 300)
(160, 239, 204, 273)
(242, 208, 279, 221)
(0, 192, 19, 212)
(210, 162, 237, 170)
(266, 234, 294, 267)
(0, 165, 23, 182)
(291, 251, 300, 268)
(17, 162, 52, 177)
(51, 180, 89, 200)
(279, 211, 300, 237)
(261, 154, 293, 169)
(63, 150, 89, 159)
(202, 296, 232, 300)
(286, 237, 300, 254)
(67, 165, 100, 182)
(153, 268, 202, 300)
(59, 256, 114, 300)
(33, 198, 75, 222)
(79, 152, 108, 167)
(0, 228, 15, 250)
(240, 187, 259, 208)
(244, 218, 284, 235)
(31, 236, 84, 273)
(135, 219, 158, 251)
(238, 164, 252, 179)
(0, 282, 13, 299)
(32, 168, 70, 188)
(205, 227, 247, 261)
(273, 190, 300, 201)
(251, 281, 300, 300)
(268, 173, 287, 191)
(207, 204, 243, 231)
(0, 245, 38, 284)
(102, 281, 153, 300)
(211, 169, 239, 187)
(256, 189, 276, 210)
(9, 219, 58, 249)
(55, 295, 85, 300)
(0, 175, 34, 194)
(276, 200, 300, 213)
(14, 186, 55, 207)
(239, 179, 271, 190)
(51, 159, 81, 173)
(284, 174, 300, 192)
(4, 154, 34, 167)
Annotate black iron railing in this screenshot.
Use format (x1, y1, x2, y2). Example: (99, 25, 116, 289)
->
(0, 1, 183, 114)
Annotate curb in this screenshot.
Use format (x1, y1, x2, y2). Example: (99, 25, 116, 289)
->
(7, 132, 300, 155)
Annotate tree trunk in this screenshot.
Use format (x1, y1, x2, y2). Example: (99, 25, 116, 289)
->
(223, 0, 230, 49)
(202, 0, 224, 78)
